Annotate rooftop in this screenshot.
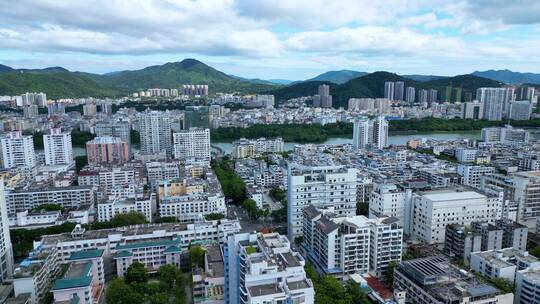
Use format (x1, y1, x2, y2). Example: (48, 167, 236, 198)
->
(53, 262, 92, 290)
(69, 249, 104, 260)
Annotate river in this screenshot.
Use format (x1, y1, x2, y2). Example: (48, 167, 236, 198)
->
(212, 131, 482, 155)
(40, 129, 540, 157)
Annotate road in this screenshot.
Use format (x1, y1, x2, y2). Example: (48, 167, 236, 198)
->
(227, 204, 286, 234)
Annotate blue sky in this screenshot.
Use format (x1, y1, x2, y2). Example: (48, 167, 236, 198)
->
(1, 0, 539, 80)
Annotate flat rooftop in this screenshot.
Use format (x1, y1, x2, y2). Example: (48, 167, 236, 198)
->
(248, 283, 283, 297)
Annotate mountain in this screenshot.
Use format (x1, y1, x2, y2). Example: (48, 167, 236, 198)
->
(306, 70, 367, 84)
(402, 74, 446, 82)
(424, 74, 503, 92)
(472, 69, 540, 84)
(0, 64, 15, 73)
(267, 72, 503, 108)
(267, 79, 294, 85)
(94, 59, 276, 93)
(0, 72, 122, 99)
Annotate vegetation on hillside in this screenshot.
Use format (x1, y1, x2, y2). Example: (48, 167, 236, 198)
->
(305, 264, 370, 304)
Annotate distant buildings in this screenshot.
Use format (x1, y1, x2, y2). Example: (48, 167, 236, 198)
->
(249, 95, 275, 108)
(225, 232, 314, 304)
(0, 131, 35, 169)
(508, 100, 532, 120)
(184, 106, 211, 129)
(232, 137, 284, 159)
(480, 125, 530, 145)
(461, 100, 484, 119)
(86, 136, 130, 165)
(513, 171, 540, 229)
(138, 110, 172, 156)
(384, 81, 394, 100)
(183, 84, 209, 97)
(94, 119, 131, 146)
(21, 92, 47, 107)
(476, 87, 515, 121)
(394, 81, 405, 101)
(313, 84, 332, 108)
(172, 128, 211, 164)
(405, 86, 415, 103)
(287, 165, 357, 240)
(352, 116, 388, 150)
(43, 128, 73, 167)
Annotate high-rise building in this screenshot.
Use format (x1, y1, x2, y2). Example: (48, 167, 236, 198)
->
(443, 86, 452, 102)
(369, 183, 407, 226)
(47, 102, 65, 116)
(453, 87, 462, 103)
(418, 89, 429, 103)
(457, 165, 495, 189)
(352, 116, 388, 150)
(287, 165, 357, 240)
(0, 131, 35, 169)
(183, 84, 209, 96)
(172, 128, 211, 164)
(184, 106, 210, 129)
(23, 104, 39, 119)
(461, 100, 484, 119)
(86, 136, 130, 165)
(480, 125, 530, 144)
(95, 119, 131, 147)
(516, 85, 535, 101)
(508, 100, 532, 120)
(43, 128, 73, 166)
(513, 171, 540, 229)
(384, 82, 395, 100)
(21, 92, 47, 106)
(224, 232, 314, 304)
(428, 89, 438, 103)
(0, 183, 13, 282)
(138, 110, 172, 156)
(83, 103, 97, 116)
(476, 87, 515, 121)
(394, 81, 405, 101)
(405, 86, 415, 103)
(303, 206, 403, 278)
(312, 84, 332, 108)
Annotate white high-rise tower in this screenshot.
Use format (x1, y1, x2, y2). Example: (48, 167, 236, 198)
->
(43, 128, 74, 166)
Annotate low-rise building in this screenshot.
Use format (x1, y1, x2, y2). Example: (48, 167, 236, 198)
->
(97, 194, 156, 222)
(394, 256, 513, 304)
(114, 239, 181, 277)
(470, 248, 540, 282)
(192, 244, 225, 303)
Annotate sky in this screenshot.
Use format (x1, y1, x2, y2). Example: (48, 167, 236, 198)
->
(1, 0, 540, 80)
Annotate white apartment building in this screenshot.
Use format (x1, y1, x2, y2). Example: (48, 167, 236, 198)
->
(0, 131, 35, 169)
(78, 166, 144, 200)
(5, 185, 96, 215)
(13, 247, 61, 304)
(509, 100, 532, 120)
(470, 248, 540, 282)
(461, 100, 484, 119)
(287, 165, 357, 240)
(411, 188, 503, 244)
(455, 148, 478, 163)
(43, 128, 74, 166)
(225, 232, 314, 304)
(114, 239, 181, 277)
(476, 87, 515, 121)
(0, 183, 13, 282)
(303, 206, 402, 279)
(159, 194, 226, 222)
(352, 116, 388, 150)
(35, 220, 241, 263)
(515, 267, 540, 304)
(138, 110, 172, 156)
(457, 165, 496, 189)
(513, 171, 540, 229)
(232, 137, 284, 159)
(173, 128, 211, 164)
(97, 194, 156, 222)
(369, 183, 407, 226)
(145, 161, 181, 188)
(481, 125, 530, 145)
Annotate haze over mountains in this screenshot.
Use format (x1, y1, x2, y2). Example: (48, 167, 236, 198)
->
(0, 59, 535, 102)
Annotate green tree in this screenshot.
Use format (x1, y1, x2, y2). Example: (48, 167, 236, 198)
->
(204, 213, 225, 221)
(157, 265, 182, 289)
(345, 281, 371, 304)
(90, 211, 147, 230)
(530, 246, 540, 258)
(189, 245, 206, 269)
(125, 262, 148, 284)
(106, 278, 144, 304)
(384, 261, 397, 285)
(242, 199, 260, 220)
(74, 155, 87, 173)
(148, 293, 169, 304)
(31, 204, 64, 212)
